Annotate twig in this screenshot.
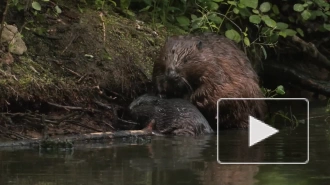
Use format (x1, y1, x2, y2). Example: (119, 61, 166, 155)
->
(118, 118, 138, 125)
(47, 102, 100, 112)
(64, 67, 81, 77)
(99, 12, 106, 46)
(61, 33, 79, 54)
(77, 73, 88, 83)
(102, 121, 115, 130)
(0, 68, 18, 81)
(94, 100, 113, 110)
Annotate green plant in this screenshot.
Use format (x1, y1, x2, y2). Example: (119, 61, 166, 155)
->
(262, 85, 285, 98)
(11, 0, 62, 15)
(134, 0, 330, 60)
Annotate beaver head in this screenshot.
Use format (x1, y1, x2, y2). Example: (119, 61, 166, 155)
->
(153, 35, 226, 98)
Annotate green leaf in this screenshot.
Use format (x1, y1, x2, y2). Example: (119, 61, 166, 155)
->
(249, 15, 261, 24)
(284, 29, 297, 36)
(191, 14, 198, 20)
(225, 29, 241, 43)
(301, 10, 311, 20)
(293, 4, 304, 12)
(324, 24, 330, 31)
(176, 16, 190, 27)
(43, 0, 49, 1)
(272, 5, 279, 14)
(240, 0, 258, 9)
(275, 85, 285, 95)
(244, 37, 250, 46)
(259, 2, 271, 13)
(139, 6, 151, 12)
(233, 8, 240, 14)
(313, 10, 325, 17)
(296, 28, 304, 37)
(228, 1, 237, 5)
(123, 9, 135, 17)
(208, 14, 223, 24)
(208, 2, 219, 10)
(303, 3, 309, 7)
(262, 17, 276, 28)
(213, 0, 224, 2)
(306, 1, 313, 5)
(279, 31, 287, 38)
(55, 5, 62, 14)
(191, 20, 203, 31)
(238, 3, 246, 8)
(31, 1, 41, 11)
(252, 9, 259, 14)
(276, 22, 288, 30)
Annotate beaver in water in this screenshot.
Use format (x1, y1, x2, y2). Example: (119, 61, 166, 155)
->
(128, 94, 214, 136)
(152, 33, 266, 130)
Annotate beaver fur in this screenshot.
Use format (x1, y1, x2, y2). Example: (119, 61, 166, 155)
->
(152, 33, 266, 130)
(128, 94, 214, 136)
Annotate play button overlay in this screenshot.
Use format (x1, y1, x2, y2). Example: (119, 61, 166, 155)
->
(249, 116, 279, 147)
(217, 98, 309, 164)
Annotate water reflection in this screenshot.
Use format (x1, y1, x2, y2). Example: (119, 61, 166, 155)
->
(0, 135, 261, 185)
(0, 105, 329, 185)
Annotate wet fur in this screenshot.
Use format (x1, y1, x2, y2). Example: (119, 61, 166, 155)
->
(129, 94, 214, 136)
(152, 33, 266, 129)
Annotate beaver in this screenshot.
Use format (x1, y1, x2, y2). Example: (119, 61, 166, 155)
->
(152, 33, 266, 130)
(128, 94, 214, 136)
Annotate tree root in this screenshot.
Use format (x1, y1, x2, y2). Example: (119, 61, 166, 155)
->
(263, 63, 330, 96)
(291, 35, 330, 71)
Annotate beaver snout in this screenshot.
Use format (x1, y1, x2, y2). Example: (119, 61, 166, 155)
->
(166, 69, 180, 81)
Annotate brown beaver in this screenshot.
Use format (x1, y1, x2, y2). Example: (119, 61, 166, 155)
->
(152, 33, 266, 130)
(128, 94, 214, 136)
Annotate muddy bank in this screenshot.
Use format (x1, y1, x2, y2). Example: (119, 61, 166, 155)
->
(0, 2, 171, 140)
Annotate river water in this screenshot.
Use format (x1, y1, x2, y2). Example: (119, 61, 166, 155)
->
(0, 102, 329, 185)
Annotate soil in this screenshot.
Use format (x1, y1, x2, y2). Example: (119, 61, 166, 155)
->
(0, 1, 176, 140)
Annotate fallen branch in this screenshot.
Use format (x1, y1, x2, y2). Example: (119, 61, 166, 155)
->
(0, 129, 153, 148)
(263, 63, 330, 96)
(292, 35, 330, 71)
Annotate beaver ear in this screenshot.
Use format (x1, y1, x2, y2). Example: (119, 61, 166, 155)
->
(196, 41, 203, 50)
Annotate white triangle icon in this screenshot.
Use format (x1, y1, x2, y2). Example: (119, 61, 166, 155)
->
(249, 116, 279, 147)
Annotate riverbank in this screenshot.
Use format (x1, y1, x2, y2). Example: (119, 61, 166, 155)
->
(0, 1, 175, 140)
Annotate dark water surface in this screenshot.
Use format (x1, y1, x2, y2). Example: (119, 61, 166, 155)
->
(1, 103, 330, 185)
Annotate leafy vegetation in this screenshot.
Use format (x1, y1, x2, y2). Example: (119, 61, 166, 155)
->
(111, 0, 330, 61)
(6, 0, 330, 61)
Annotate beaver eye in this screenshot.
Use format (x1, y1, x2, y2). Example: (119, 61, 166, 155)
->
(171, 49, 175, 54)
(183, 58, 188, 64)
